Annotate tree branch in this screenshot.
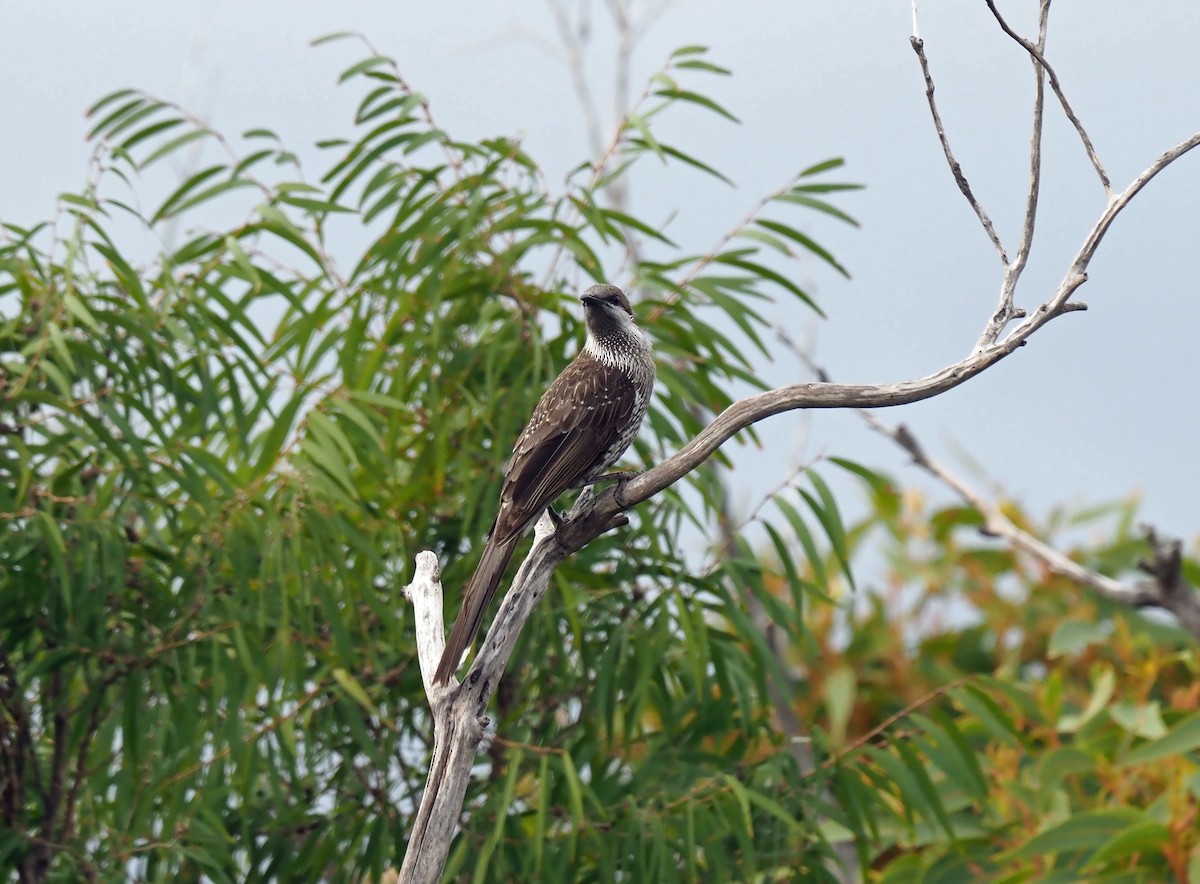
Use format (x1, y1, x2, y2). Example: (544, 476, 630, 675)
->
(975, 0, 1050, 350)
(985, 0, 1112, 194)
(863, 412, 1200, 641)
(401, 518, 569, 884)
(399, 9, 1200, 878)
(1135, 529, 1200, 639)
(909, 32, 1009, 265)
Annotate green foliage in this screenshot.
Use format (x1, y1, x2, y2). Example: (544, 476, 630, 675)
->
(2, 34, 1196, 884)
(0, 40, 858, 881)
(781, 477, 1200, 882)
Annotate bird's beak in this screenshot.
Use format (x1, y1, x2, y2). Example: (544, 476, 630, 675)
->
(580, 293, 600, 305)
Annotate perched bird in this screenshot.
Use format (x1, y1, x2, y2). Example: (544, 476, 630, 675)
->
(434, 284, 656, 684)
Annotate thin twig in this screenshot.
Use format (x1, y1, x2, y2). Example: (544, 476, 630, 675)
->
(985, 0, 1112, 195)
(547, 0, 604, 158)
(909, 35, 1009, 265)
(974, 0, 1052, 351)
(867, 411, 1138, 599)
(564, 125, 1200, 540)
(1018, 1, 1051, 275)
(816, 677, 972, 775)
(862, 412, 1200, 640)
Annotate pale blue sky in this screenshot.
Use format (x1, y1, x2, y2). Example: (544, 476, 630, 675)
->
(4, 1, 1198, 554)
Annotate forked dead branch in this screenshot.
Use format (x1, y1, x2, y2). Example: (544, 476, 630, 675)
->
(400, 3, 1200, 880)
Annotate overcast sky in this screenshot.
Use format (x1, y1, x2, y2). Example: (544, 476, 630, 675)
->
(4, 1, 1198, 558)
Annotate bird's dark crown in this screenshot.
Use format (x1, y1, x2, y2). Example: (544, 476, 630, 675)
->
(580, 284, 633, 317)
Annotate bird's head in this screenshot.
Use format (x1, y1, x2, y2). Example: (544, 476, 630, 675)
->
(580, 284, 636, 333)
(579, 283, 652, 363)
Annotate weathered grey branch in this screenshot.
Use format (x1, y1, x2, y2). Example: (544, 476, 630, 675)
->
(909, 32, 1009, 265)
(400, 9, 1200, 879)
(864, 414, 1200, 641)
(399, 516, 569, 884)
(985, 0, 1112, 194)
(398, 553, 461, 884)
(975, 0, 1050, 351)
(400, 124, 1200, 879)
(1134, 529, 1200, 638)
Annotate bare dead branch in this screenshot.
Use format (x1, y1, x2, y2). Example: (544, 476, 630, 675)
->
(400, 518, 569, 884)
(985, 0, 1112, 194)
(873, 413, 1140, 600)
(975, 0, 1050, 350)
(909, 34, 1009, 265)
(399, 551, 473, 884)
(403, 551, 448, 695)
(1136, 528, 1200, 638)
(401, 8, 1200, 877)
(547, 0, 604, 158)
(863, 413, 1200, 641)
(1019, 0, 1051, 271)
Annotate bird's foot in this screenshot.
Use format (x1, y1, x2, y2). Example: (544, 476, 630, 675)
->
(546, 507, 565, 528)
(593, 469, 639, 506)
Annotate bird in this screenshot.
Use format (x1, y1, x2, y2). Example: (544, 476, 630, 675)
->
(433, 284, 656, 685)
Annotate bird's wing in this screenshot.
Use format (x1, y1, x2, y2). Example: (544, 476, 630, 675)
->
(495, 358, 638, 541)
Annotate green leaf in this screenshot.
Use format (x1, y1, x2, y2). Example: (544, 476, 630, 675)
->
(137, 126, 212, 169)
(1109, 700, 1168, 740)
(756, 219, 851, 277)
(775, 496, 829, 593)
(654, 89, 740, 124)
(1015, 808, 1145, 859)
(1087, 819, 1171, 868)
(36, 512, 71, 610)
(1058, 665, 1115, 733)
(894, 737, 957, 842)
(800, 157, 847, 176)
(86, 88, 137, 120)
(1048, 620, 1109, 658)
(310, 31, 357, 47)
(775, 192, 860, 227)
(338, 56, 392, 84)
(674, 59, 732, 76)
(805, 471, 854, 589)
(1121, 710, 1200, 767)
(223, 236, 262, 290)
(954, 684, 1025, 748)
(62, 291, 102, 334)
(87, 96, 146, 141)
(824, 666, 856, 745)
(656, 142, 733, 185)
(559, 753, 585, 859)
(152, 165, 226, 222)
(332, 667, 380, 717)
(908, 712, 988, 805)
(599, 207, 677, 246)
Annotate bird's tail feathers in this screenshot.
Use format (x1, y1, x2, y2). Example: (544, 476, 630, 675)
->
(433, 533, 520, 684)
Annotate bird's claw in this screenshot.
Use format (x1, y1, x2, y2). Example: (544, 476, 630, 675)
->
(603, 470, 639, 506)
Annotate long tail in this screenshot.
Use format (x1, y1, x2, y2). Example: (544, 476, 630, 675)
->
(434, 533, 521, 684)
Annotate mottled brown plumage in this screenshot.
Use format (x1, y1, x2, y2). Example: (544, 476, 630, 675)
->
(434, 285, 655, 684)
